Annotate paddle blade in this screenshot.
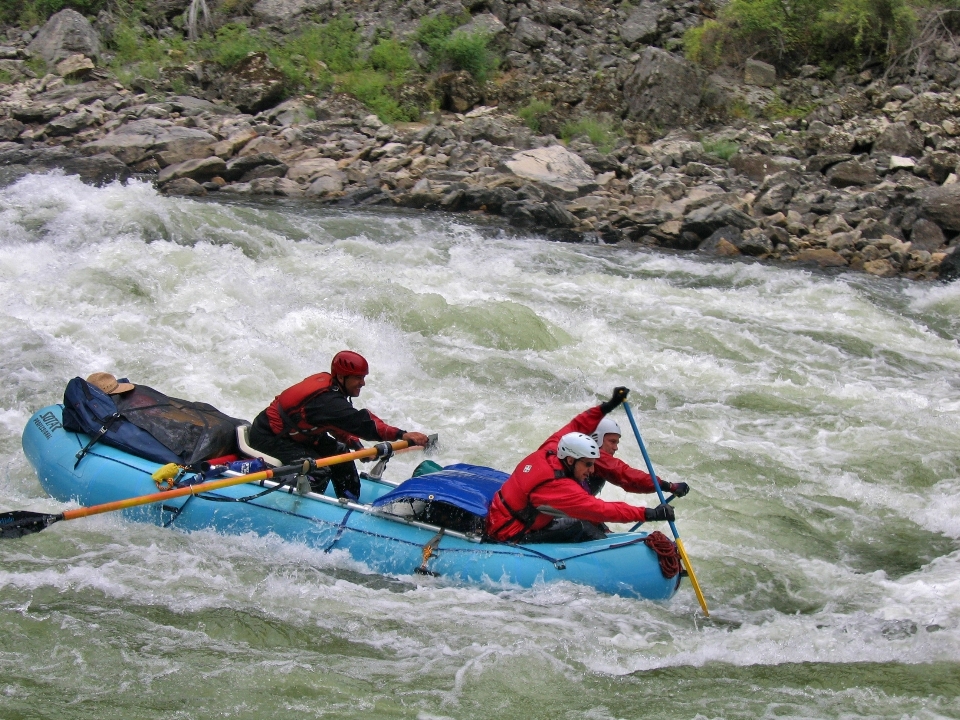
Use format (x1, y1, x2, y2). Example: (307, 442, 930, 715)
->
(0, 510, 61, 539)
(675, 537, 709, 617)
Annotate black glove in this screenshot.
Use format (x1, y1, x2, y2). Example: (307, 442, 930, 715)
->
(668, 482, 690, 498)
(645, 503, 675, 522)
(373, 441, 394, 460)
(599, 386, 630, 414)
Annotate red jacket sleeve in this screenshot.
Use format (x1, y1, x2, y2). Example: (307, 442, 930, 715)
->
(594, 453, 656, 493)
(538, 406, 605, 453)
(528, 477, 648, 524)
(368, 411, 404, 442)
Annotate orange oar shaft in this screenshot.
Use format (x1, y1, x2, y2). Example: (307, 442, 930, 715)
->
(60, 440, 412, 522)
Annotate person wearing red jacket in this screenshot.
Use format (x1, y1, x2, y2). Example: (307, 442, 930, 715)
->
(588, 415, 690, 499)
(248, 350, 429, 499)
(485, 388, 676, 544)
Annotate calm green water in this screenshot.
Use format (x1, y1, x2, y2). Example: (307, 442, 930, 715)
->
(1, 173, 959, 719)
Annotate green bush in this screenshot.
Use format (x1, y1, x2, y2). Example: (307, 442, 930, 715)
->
(683, 0, 918, 70)
(517, 98, 552, 132)
(702, 139, 740, 160)
(415, 13, 464, 61)
(442, 30, 498, 84)
(560, 117, 621, 152)
(2, 0, 109, 26)
(337, 69, 417, 123)
(198, 23, 266, 69)
(369, 38, 416, 75)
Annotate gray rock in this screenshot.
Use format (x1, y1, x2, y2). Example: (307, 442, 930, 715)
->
(873, 122, 924, 158)
(82, 119, 216, 165)
(914, 151, 960, 185)
(252, 0, 332, 23)
(806, 153, 853, 174)
(436, 71, 481, 113)
(46, 109, 97, 136)
(913, 184, 960, 232)
(503, 145, 597, 198)
(624, 47, 704, 127)
(937, 248, 960, 281)
(58, 153, 130, 185)
(218, 52, 286, 114)
(755, 183, 796, 215)
(744, 59, 776, 87)
(224, 152, 285, 181)
(305, 174, 344, 197)
(515, 17, 549, 48)
(699, 225, 742, 254)
(544, 4, 587, 26)
(730, 153, 803, 182)
(456, 13, 507, 37)
(682, 202, 757, 238)
(737, 227, 774, 255)
(55, 53, 94, 79)
(826, 160, 879, 188)
(162, 177, 207, 196)
(158, 156, 228, 184)
(27, 9, 100, 64)
(910, 218, 947, 252)
(0, 119, 25, 141)
(620, 1, 659, 45)
(250, 176, 304, 196)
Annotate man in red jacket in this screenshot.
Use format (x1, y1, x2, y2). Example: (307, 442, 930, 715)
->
(485, 388, 676, 544)
(588, 415, 690, 499)
(248, 350, 430, 499)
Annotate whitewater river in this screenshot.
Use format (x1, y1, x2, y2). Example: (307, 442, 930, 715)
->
(1, 172, 959, 719)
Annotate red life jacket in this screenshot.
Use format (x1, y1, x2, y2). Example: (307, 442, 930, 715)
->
(265, 373, 348, 441)
(485, 448, 567, 541)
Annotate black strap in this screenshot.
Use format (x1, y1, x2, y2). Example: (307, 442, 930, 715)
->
(74, 412, 122, 468)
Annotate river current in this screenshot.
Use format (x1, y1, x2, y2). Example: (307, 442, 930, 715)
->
(1, 172, 959, 719)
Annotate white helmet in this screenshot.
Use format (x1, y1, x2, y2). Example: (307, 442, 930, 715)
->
(556, 432, 600, 460)
(590, 417, 621, 446)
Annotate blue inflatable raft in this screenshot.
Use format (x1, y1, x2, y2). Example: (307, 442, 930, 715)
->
(21, 405, 681, 600)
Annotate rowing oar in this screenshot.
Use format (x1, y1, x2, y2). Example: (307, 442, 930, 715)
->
(622, 401, 710, 617)
(0, 440, 418, 540)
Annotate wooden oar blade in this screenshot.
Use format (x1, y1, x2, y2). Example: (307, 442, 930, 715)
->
(0, 510, 61, 539)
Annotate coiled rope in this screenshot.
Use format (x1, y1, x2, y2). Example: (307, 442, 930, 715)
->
(644, 530, 680, 578)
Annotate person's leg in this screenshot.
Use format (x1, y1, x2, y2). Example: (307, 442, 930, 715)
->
(329, 461, 361, 500)
(514, 518, 607, 544)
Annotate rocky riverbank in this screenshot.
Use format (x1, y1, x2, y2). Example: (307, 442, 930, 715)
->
(2, 5, 960, 281)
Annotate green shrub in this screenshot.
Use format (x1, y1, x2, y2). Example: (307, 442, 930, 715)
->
(683, 0, 918, 70)
(0, 70, 12, 84)
(442, 30, 497, 84)
(702, 139, 740, 160)
(369, 38, 416, 75)
(517, 98, 552, 132)
(198, 23, 266, 69)
(2, 0, 109, 26)
(560, 117, 621, 152)
(337, 69, 417, 123)
(415, 13, 464, 61)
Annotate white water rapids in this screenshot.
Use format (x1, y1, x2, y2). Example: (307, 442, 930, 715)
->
(1, 172, 959, 719)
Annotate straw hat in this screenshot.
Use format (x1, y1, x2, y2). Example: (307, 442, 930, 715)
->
(86, 372, 135, 395)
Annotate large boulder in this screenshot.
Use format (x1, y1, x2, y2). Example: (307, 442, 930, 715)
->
(252, 0, 332, 24)
(624, 47, 704, 127)
(913, 184, 960, 232)
(620, 1, 660, 45)
(27, 9, 100, 65)
(681, 201, 757, 238)
(873, 121, 924, 158)
(436, 71, 481, 113)
(503, 145, 597, 198)
(217, 52, 286, 114)
(81, 119, 216, 166)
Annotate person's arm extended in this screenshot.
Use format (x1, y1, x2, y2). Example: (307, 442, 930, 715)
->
(529, 478, 648, 524)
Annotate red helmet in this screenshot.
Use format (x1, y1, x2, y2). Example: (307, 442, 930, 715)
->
(331, 350, 369, 377)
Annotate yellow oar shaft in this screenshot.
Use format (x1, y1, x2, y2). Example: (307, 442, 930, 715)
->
(60, 441, 412, 522)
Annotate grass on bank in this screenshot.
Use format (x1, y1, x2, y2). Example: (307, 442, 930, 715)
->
(683, 0, 935, 74)
(560, 117, 622, 153)
(100, 12, 499, 122)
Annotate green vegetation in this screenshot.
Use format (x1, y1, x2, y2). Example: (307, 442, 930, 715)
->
(414, 13, 499, 84)
(517, 99, 552, 132)
(702, 139, 740, 160)
(683, 0, 921, 71)
(763, 94, 820, 120)
(0, 70, 12, 84)
(560, 116, 622, 153)
(1, 0, 109, 27)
